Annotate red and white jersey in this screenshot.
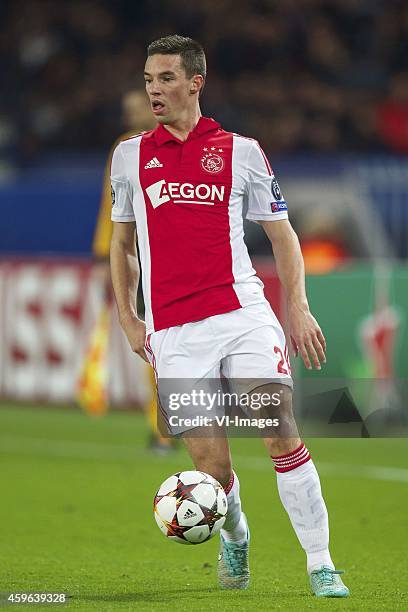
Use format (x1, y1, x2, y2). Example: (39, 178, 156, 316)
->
(111, 117, 288, 334)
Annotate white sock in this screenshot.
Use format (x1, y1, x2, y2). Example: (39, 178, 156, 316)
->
(272, 444, 334, 574)
(220, 471, 248, 543)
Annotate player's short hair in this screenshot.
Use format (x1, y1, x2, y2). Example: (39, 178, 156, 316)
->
(147, 35, 206, 92)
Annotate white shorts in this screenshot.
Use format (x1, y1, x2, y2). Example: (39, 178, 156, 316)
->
(145, 302, 293, 435)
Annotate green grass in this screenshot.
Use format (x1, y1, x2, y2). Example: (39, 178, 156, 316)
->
(0, 404, 407, 611)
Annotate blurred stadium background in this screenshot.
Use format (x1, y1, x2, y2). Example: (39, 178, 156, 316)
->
(1, 0, 407, 413)
(1, 1, 408, 608)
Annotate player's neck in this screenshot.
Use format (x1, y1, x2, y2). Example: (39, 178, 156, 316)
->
(164, 107, 202, 142)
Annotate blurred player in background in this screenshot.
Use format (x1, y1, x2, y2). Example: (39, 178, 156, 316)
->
(93, 90, 156, 259)
(78, 89, 173, 453)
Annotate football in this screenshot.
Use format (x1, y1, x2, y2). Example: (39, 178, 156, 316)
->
(153, 470, 228, 544)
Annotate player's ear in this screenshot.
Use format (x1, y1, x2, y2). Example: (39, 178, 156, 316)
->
(190, 75, 204, 95)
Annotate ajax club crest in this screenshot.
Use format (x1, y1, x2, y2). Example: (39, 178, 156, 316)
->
(200, 147, 224, 174)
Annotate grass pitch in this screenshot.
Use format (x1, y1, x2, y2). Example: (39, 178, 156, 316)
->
(0, 404, 407, 611)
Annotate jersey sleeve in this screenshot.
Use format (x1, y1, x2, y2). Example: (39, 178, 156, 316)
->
(110, 143, 135, 222)
(245, 141, 288, 223)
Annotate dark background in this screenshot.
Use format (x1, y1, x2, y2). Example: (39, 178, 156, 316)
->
(1, 0, 408, 162)
(1, 0, 407, 258)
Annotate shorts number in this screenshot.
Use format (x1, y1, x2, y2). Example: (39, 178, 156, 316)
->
(274, 345, 291, 375)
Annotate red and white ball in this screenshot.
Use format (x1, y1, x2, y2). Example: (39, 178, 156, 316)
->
(153, 471, 228, 544)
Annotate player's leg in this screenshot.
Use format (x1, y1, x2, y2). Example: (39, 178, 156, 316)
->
(221, 304, 331, 569)
(181, 424, 231, 486)
(258, 384, 334, 570)
(182, 426, 250, 589)
(259, 386, 348, 596)
(181, 426, 247, 541)
(146, 320, 244, 534)
(147, 318, 250, 589)
(220, 303, 349, 596)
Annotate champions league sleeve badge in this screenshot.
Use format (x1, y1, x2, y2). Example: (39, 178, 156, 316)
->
(270, 177, 287, 212)
(271, 177, 282, 201)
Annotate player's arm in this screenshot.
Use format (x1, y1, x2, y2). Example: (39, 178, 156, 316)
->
(245, 140, 325, 370)
(110, 142, 148, 362)
(110, 221, 148, 362)
(259, 219, 326, 370)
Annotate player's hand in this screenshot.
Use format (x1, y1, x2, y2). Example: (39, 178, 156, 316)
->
(288, 304, 326, 370)
(120, 315, 149, 362)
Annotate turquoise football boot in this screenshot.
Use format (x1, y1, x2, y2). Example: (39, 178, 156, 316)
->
(310, 565, 350, 598)
(217, 516, 250, 590)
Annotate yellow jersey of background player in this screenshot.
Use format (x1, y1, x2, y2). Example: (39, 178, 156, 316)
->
(89, 89, 171, 452)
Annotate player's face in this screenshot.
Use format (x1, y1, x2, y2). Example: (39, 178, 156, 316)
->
(144, 54, 194, 124)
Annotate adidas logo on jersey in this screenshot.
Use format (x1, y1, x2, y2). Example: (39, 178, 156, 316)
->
(145, 157, 163, 169)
